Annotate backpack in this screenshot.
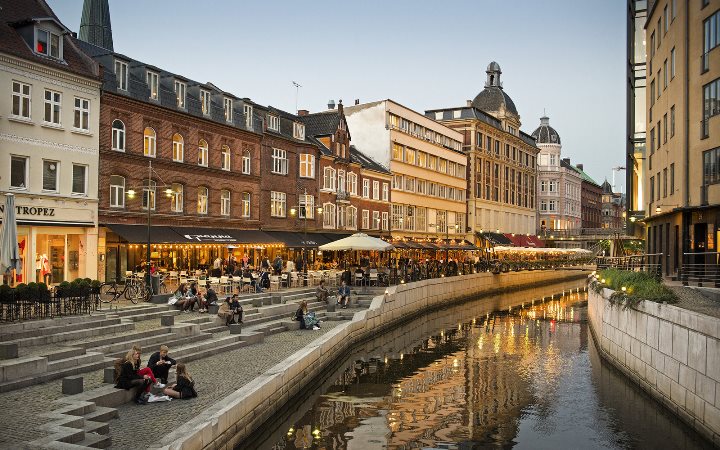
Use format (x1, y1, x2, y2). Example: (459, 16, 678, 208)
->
(113, 358, 123, 384)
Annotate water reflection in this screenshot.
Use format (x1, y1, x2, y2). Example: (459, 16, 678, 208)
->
(246, 281, 713, 450)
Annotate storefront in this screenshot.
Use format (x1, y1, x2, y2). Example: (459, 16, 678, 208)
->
(1, 194, 98, 285)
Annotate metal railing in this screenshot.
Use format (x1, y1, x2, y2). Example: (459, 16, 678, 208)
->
(679, 252, 720, 287)
(595, 253, 662, 279)
(540, 228, 626, 238)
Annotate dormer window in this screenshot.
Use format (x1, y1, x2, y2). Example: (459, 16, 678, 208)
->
(200, 90, 211, 116)
(293, 122, 305, 140)
(36, 28, 61, 59)
(114, 60, 128, 91)
(268, 114, 280, 131)
(146, 71, 159, 100)
(243, 104, 253, 129)
(224, 98, 233, 122)
(174, 80, 186, 109)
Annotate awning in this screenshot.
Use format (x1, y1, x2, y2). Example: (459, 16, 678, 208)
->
(105, 224, 280, 245)
(106, 224, 185, 243)
(437, 239, 478, 250)
(476, 232, 513, 245)
(265, 231, 331, 248)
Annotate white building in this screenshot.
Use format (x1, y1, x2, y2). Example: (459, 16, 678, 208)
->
(0, 0, 101, 284)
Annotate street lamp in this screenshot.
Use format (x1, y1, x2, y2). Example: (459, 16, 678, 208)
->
(289, 193, 323, 285)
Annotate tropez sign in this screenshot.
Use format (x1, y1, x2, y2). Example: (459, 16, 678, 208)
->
(183, 234, 234, 243)
(0, 205, 55, 217)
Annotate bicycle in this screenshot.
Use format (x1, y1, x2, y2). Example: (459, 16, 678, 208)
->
(99, 274, 147, 305)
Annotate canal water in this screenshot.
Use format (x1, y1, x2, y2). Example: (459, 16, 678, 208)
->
(243, 280, 715, 450)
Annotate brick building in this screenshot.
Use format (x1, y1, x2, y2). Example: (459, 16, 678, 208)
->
(571, 163, 603, 229)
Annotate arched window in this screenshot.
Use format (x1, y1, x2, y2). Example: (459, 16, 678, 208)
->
(143, 127, 156, 157)
(109, 175, 125, 208)
(241, 149, 251, 174)
(221, 145, 231, 171)
(198, 139, 208, 167)
(241, 192, 251, 218)
(172, 133, 184, 162)
(220, 189, 231, 216)
(338, 170, 346, 193)
(323, 203, 336, 229)
(170, 183, 183, 213)
(112, 120, 125, 151)
(323, 167, 336, 191)
(197, 186, 208, 214)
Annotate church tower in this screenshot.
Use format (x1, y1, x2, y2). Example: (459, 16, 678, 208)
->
(79, 0, 114, 51)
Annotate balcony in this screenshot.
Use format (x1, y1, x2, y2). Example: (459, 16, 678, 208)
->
(336, 190, 351, 203)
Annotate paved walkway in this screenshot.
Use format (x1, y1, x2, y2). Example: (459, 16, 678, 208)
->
(667, 285, 720, 319)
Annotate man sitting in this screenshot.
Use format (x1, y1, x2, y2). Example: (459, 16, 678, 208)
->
(337, 281, 351, 309)
(315, 280, 330, 303)
(146, 345, 176, 385)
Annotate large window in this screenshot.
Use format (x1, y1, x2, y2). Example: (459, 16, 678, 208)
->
(144, 127, 156, 157)
(72, 164, 87, 196)
(703, 10, 720, 71)
(224, 97, 233, 123)
(242, 150, 251, 174)
(703, 78, 720, 137)
(109, 175, 125, 208)
(268, 115, 280, 131)
(416, 207, 426, 232)
(112, 120, 125, 151)
(114, 60, 128, 91)
(42, 160, 59, 192)
(198, 140, 208, 167)
(293, 122, 305, 140)
(372, 211, 380, 230)
(382, 211, 388, 231)
(11, 81, 31, 119)
(323, 203, 336, 228)
(221, 145, 231, 171)
(271, 148, 288, 174)
(142, 179, 156, 210)
(338, 170, 346, 193)
(405, 205, 415, 231)
(299, 194, 314, 219)
(170, 183, 183, 212)
(241, 192, 251, 218)
(36, 28, 61, 59)
(373, 181, 380, 200)
(382, 183, 388, 201)
(323, 167, 336, 191)
(337, 205, 346, 228)
(221, 190, 231, 216)
(147, 71, 158, 100)
(347, 172, 357, 195)
(44, 89, 61, 125)
(362, 179, 370, 198)
(174, 80, 186, 109)
(197, 187, 208, 214)
(362, 210, 369, 229)
(436, 210, 447, 233)
(244, 104, 253, 129)
(172, 133, 184, 162)
(200, 90, 211, 116)
(347, 206, 357, 230)
(271, 191, 286, 217)
(299, 154, 315, 178)
(391, 204, 404, 230)
(392, 143, 403, 160)
(73, 97, 90, 131)
(704, 147, 720, 185)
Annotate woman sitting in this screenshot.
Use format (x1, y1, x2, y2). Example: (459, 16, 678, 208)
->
(173, 283, 196, 312)
(190, 282, 206, 313)
(163, 363, 197, 399)
(115, 347, 164, 404)
(295, 301, 320, 330)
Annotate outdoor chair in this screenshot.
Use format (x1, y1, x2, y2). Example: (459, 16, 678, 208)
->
(369, 272, 379, 286)
(241, 277, 252, 293)
(269, 275, 280, 291)
(290, 272, 300, 288)
(354, 272, 365, 286)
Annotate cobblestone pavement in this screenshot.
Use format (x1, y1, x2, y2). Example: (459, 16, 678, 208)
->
(668, 285, 720, 319)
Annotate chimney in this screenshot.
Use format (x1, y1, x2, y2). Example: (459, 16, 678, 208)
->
(354, 99, 360, 105)
(467, 100, 473, 107)
(297, 109, 309, 116)
(562, 158, 570, 165)
(337, 99, 343, 114)
(327, 100, 336, 110)
(577, 163, 584, 171)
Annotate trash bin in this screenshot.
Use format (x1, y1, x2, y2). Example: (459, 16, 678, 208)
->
(151, 273, 160, 295)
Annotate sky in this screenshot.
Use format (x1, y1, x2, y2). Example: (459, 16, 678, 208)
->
(48, 0, 626, 188)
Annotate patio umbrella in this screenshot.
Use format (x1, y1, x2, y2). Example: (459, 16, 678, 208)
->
(319, 233, 394, 252)
(0, 194, 22, 276)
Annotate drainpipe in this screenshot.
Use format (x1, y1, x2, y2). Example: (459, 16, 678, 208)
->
(682, 4, 690, 270)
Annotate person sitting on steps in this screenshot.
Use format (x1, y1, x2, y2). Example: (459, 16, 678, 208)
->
(163, 363, 197, 400)
(315, 279, 330, 304)
(218, 297, 237, 326)
(146, 345, 177, 385)
(230, 294, 243, 323)
(115, 347, 164, 404)
(173, 283, 196, 312)
(338, 280, 351, 309)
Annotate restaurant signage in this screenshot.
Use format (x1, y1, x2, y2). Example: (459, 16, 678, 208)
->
(0, 205, 55, 216)
(182, 233, 235, 243)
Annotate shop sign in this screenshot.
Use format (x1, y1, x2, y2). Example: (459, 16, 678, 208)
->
(0, 205, 55, 217)
(182, 233, 235, 243)
(300, 239, 319, 245)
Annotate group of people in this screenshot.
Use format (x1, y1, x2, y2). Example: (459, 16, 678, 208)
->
(115, 345, 197, 405)
(171, 282, 219, 313)
(314, 280, 351, 309)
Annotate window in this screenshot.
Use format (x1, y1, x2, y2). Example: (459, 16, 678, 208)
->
(663, 60, 668, 89)
(670, 47, 675, 79)
(299, 154, 315, 178)
(338, 170, 346, 193)
(197, 187, 209, 214)
(670, 163, 675, 194)
(11, 81, 31, 118)
(170, 183, 183, 212)
(144, 128, 156, 157)
(549, 181, 558, 192)
(392, 143, 403, 161)
(540, 200, 548, 212)
(663, 113, 668, 143)
(242, 150, 251, 174)
(347, 172, 357, 195)
(671, 0, 676, 19)
(362, 210, 370, 229)
(405, 176, 415, 192)
(650, 176, 655, 203)
(438, 185, 446, 199)
(198, 140, 208, 167)
(109, 175, 125, 207)
(114, 60, 128, 91)
(36, 28, 61, 58)
(271, 148, 288, 174)
(221, 146, 231, 171)
(299, 194, 314, 219)
(146, 71, 158, 100)
(241, 192, 251, 218)
(428, 155, 438, 170)
(172, 133, 184, 162)
(71, 164, 87, 195)
(362, 179, 370, 198)
(323, 167, 336, 191)
(224, 98, 233, 123)
(650, 127, 655, 153)
(670, 105, 675, 138)
(293, 122, 305, 140)
(436, 210, 447, 233)
(42, 160, 59, 191)
(703, 78, 720, 136)
(418, 151, 427, 167)
(142, 179, 156, 210)
(243, 104, 253, 129)
(650, 80, 655, 107)
(220, 190, 231, 216)
(200, 90, 211, 115)
(44, 89, 61, 124)
(270, 191, 286, 217)
(703, 11, 720, 71)
(381, 211, 388, 231)
(663, 168, 668, 197)
(337, 205, 346, 229)
(112, 120, 125, 151)
(704, 147, 720, 185)
(268, 115, 280, 131)
(373, 180, 380, 200)
(392, 174, 403, 190)
(391, 204, 404, 230)
(428, 182, 437, 197)
(405, 148, 416, 165)
(448, 162, 457, 177)
(73, 97, 90, 131)
(347, 206, 357, 230)
(372, 211, 380, 229)
(382, 183, 388, 201)
(416, 207, 426, 232)
(540, 180, 547, 192)
(439, 158, 447, 173)
(657, 171, 661, 200)
(405, 205, 415, 231)
(663, 5, 668, 34)
(174, 80, 186, 108)
(323, 203, 336, 228)
(549, 200, 557, 212)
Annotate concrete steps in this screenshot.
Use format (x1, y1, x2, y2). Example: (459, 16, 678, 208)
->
(112, 308, 180, 323)
(10, 321, 136, 347)
(0, 314, 112, 341)
(47, 351, 105, 372)
(0, 317, 122, 343)
(0, 355, 115, 392)
(105, 333, 214, 360)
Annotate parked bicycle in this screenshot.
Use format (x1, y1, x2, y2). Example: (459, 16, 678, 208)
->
(99, 274, 147, 304)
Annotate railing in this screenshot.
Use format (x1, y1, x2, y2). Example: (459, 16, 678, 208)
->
(336, 190, 350, 201)
(0, 290, 99, 322)
(679, 252, 720, 287)
(595, 253, 662, 279)
(540, 228, 626, 238)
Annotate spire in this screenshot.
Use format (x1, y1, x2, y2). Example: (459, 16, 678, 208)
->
(79, 0, 114, 51)
(485, 61, 502, 88)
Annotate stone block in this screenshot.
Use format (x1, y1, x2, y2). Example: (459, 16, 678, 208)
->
(0, 343, 18, 360)
(646, 315, 659, 349)
(696, 373, 717, 405)
(160, 314, 175, 326)
(705, 404, 720, 434)
(251, 298, 263, 308)
(326, 303, 336, 313)
(672, 324, 689, 365)
(659, 320, 673, 356)
(657, 373, 672, 398)
(665, 356, 680, 382)
(207, 304, 219, 315)
(708, 337, 720, 383)
(688, 331, 707, 374)
(679, 364, 697, 392)
(229, 324, 243, 335)
(103, 367, 116, 384)
(62, 376, 83, 395)
(271, 295, 282, 305)
(670, 380, 686, 406)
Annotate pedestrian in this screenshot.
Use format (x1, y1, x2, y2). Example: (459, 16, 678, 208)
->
(273, 255, 283, 275)
(146, 345, 176, 384)
(163, 363, 197, 399)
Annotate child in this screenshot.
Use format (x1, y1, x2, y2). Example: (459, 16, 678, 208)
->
(163, 363, 197, 399)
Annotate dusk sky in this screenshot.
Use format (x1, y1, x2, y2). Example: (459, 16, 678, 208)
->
(48, 0, 626, 189)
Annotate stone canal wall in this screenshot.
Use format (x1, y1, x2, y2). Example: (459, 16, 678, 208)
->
(588, 288, 720, 446)
(152, 269, 588, 450)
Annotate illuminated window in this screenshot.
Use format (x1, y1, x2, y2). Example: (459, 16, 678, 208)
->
(112, 120, 125, 151)
(146, 71, 158, 100)
(198, 140, 208, 167)
(221, 145, 231, 171)
(172, 133, 184, 162)
(143, 127, 156, 157)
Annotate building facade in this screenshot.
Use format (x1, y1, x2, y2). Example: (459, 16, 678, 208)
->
(572, 163, 603, 229)
(643, 0, 720, 276)
(345, 100, 468, 243)
(531, 116, 582, 233)
(0, 0, 101, 284)
(602, 181, 626, 229)
(427, 62, 539, 238)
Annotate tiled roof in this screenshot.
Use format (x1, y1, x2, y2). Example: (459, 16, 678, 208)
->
(350, 146, 390, 174)
(472, 87, 519, 116)
(0, 0, 99, 79)
(299, 111, 341, 137)
(570, 165, 600, 186)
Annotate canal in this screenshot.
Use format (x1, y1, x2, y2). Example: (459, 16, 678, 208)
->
(243, 280, 715, 450)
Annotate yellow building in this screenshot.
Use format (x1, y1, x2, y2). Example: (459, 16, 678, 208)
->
(345, 100, 468, 243)
(643, 0, 720, 276)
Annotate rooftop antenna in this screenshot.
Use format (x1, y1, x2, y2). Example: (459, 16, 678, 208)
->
(292, 81, 302, 113)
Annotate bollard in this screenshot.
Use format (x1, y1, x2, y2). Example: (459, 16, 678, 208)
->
(326, 302, 336, 313)
(62, 376, 84, 395)
(104, 367, 116, 384)
(207, 304, 219, 315)
(160, 314, 175, 326)
(229, 323, 242, 335)
(271, 294, 282, 305)
(0, 343, 18, 360)
(251, 298, 263, 308)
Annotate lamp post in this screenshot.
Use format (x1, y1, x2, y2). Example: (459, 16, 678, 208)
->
(290, 192, 323, 285)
